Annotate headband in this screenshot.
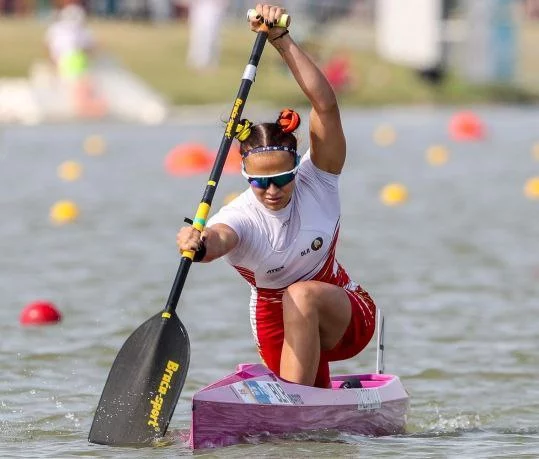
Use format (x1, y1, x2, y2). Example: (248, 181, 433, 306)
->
(241, 145, 297, 159)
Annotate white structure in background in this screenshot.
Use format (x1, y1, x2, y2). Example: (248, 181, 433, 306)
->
(0, 55, 168, 125)
(186, 0, 228, 70)
(90, 55, 168, 125)
(0, 79, 44, 125)
(376, 0, 443, 70)
(375, 0, 517, 84)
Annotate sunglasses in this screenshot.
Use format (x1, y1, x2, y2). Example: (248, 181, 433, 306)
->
(241, 166, 299, 189)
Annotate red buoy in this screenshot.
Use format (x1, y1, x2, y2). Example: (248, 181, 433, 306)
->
(448, 111, 485, 141)
(20, 300, 62, 326)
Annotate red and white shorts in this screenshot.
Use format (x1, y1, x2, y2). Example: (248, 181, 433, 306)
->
(252, 265, 376, 388)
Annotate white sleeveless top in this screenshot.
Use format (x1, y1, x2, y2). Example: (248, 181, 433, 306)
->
(207, 152, 341, 289)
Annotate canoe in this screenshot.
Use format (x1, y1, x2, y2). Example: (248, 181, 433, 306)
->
(189, 309, 409, 450)
(189, 362, 409, 449)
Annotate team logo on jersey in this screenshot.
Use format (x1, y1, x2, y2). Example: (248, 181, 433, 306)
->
(311, 237, 323, 251)
(302, 237, 323, 256)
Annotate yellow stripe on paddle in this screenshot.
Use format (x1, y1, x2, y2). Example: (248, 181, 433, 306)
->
(182, 202, 211, 259)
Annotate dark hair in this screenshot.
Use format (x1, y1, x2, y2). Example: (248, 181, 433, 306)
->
(236, 109, 301, 158)
(239, 122, 298, 156)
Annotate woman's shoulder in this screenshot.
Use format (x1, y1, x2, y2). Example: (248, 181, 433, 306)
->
(220, 188, 252, 211)
(209, 188, 254, 223)
(297, 149, 340, 191)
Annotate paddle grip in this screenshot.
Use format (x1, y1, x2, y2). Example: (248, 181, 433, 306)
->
(247, 8, 291, 28)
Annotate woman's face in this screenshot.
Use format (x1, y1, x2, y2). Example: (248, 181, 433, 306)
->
(243, 151, 296, 211)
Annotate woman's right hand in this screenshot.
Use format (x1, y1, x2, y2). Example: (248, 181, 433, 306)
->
(176, 226, 205, 255)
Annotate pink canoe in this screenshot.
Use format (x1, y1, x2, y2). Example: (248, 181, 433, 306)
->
(189, 362, 409, 449)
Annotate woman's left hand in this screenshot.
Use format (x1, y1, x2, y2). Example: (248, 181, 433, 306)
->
(249, 3, 287, 40)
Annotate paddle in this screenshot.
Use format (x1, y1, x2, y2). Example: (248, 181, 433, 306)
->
(88, 10, 290, 447)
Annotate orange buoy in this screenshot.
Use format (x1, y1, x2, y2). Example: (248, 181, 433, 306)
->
(57, 160, 83, 181)
(448, 111, 485, 141)
(164, 143, 212, 176)
(83, 134, 107, 156)
(426, 145, 450, 166)
(20, 300, 62, 326)
(373, 124, 396, 147)
(222, 142, 243, 174)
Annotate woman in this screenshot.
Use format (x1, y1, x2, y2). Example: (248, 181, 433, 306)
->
(177, 4, 376, 388)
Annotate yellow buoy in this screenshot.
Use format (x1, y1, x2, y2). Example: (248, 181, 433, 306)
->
(57, 160, 83, 181)
(373, 124, 396, 147)
(223, 192, 241, 206)
(83, 135, 106, 156)
(524, 177, 539, 200)
(532, 142, 539, 161)
(426, 145, 449, 166)
(50, 200, 79, 224)
(380, 183, 408, 206)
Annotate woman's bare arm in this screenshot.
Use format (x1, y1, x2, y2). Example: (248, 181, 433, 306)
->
(177, 223, 238, 263)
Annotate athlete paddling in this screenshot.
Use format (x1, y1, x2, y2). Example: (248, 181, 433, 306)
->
(177, 3, 376, 388)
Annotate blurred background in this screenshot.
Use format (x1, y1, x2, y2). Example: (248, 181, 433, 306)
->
(0, 0, 538, 122)
(1, 1, 539, 458)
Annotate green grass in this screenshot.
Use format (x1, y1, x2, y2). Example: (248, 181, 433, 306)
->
(1, 18, 537, 107)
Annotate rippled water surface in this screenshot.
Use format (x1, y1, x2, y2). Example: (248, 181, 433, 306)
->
(1, 106, 538, 458)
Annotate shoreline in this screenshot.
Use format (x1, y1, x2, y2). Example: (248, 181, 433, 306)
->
(1, 17, 537, 123)
(2, 90, 538, 128)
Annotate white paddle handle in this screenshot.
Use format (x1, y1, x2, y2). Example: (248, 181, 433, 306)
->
(247, 8, 291, 28)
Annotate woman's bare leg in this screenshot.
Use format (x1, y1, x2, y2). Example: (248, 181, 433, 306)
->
(280, 280, 352, 385)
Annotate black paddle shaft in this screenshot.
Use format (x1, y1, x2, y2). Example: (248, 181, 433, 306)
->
(164, 29, 270, 314)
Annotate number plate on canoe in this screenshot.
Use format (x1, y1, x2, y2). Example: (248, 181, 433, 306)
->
(232, 381, 294, 405)
(356, 388, 382, 410)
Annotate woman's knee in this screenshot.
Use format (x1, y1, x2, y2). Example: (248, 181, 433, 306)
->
(282, 282, 320, 324)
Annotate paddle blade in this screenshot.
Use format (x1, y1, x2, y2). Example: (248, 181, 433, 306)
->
(89, 311, 190, 446)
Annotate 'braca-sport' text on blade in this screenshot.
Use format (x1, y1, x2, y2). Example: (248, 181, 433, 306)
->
(89, 312, 190, 446)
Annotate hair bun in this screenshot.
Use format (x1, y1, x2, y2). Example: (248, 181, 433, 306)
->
(277, 109, 300, 133)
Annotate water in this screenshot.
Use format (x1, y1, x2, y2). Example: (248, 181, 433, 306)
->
(1, 106, 538, 458)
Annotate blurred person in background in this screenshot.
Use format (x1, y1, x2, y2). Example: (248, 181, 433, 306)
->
(45, 2, 107, 117)
(177, 4, 376, 388)
(186, 0, 228, 70)
(46, 3, 93, 80)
